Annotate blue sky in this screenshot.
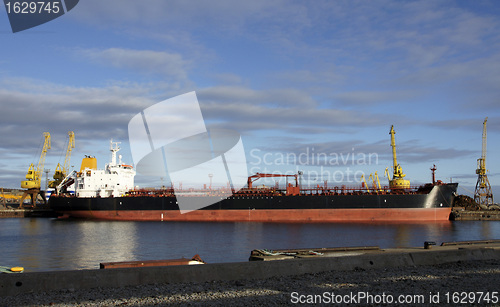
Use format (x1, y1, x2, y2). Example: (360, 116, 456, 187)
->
(1, 1, 500, 196)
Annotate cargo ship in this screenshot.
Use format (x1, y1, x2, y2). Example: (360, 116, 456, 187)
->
(49, 127, 458, 222)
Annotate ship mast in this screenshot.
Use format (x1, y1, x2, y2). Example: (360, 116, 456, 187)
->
(110, 139, 121, 166)
(389, 125, 410, 189)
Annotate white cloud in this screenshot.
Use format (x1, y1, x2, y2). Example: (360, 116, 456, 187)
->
(78, 48, 191, 81)
(2, 0, 500, 188)
(0, 77, 158, 146)
(196, 85, 392, 135)
(199, 86, 316, 108)
(332, 90, 418, 107)
(71, 0, 307, 33)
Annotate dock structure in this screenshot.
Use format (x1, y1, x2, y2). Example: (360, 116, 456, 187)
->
(0, 208, 57, 218)
(451, 208, 500, 221)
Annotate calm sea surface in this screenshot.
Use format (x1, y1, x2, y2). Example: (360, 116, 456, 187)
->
(0, 218, 499, 272)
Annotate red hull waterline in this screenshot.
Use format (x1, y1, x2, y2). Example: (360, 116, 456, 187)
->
(60, 208, 452, 222)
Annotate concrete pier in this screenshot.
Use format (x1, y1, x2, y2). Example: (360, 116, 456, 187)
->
(0, 209, 57, 218)
(1, 241, 499, 297)
(450, 209, 500, 220)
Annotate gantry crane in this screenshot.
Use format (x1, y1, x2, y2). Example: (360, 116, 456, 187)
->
(474, 117, 493, 207)
(361, 173, 382, 193)
(389, 125, 410, 189)
(49, 131, 75, 189)
(20, 132, 51, 207)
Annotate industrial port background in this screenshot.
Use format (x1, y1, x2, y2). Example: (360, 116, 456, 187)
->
(1, 1, 500, 198)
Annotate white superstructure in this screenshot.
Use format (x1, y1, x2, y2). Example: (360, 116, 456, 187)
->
(75, 140, 136, 198)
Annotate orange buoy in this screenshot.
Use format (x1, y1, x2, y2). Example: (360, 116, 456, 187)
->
(10, 267, 24, 272)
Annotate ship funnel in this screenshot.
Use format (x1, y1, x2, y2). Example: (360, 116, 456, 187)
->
(80, 156, 97, 172)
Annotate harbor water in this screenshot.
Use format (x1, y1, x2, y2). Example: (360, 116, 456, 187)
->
(0, 218, 499, 272)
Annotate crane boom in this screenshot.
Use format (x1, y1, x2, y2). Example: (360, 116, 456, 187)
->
(247, 172, 299, 189)
(476, 117, 487, 175)
(361, 174, 370, 192)
(482, 118, 487, 160)
(63, 131, 75, 175)
(474, 117, 493, 206)
(389, 125, 398, 174)
(49, 131, 75, 188)
(21, 132, 51, 189)
(247, 172, 302, 195)
(384, 167, 391, 180)
(388, 125, 410, 189)
(370, 172, 382, 192)
(20, 132, 51, 207)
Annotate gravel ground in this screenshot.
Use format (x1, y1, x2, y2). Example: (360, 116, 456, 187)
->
(1, 259, 499, 306)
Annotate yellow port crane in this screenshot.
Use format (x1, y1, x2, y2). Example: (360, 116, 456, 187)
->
(360, 174, 370, 193)
(474, 117, 493, 207)
(389, 125, 410, 189)
(49, 131, 75, 189)
(20, 132, 51, 207)
(369, 172, 382, 192)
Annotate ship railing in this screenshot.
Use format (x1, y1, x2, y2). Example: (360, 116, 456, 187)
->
(262, 184, 427, 196)
(122, 184, 429, 198)
(125, 187, 235, 197)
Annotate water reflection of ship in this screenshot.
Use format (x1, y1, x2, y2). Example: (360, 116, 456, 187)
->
(393, 222, 453, 247)
(73, 222, 138, 269)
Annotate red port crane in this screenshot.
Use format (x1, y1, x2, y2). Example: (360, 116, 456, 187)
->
(247, 172, 301, 195)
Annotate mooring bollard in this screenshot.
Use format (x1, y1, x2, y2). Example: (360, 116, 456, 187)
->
(424, 241, 436, 249)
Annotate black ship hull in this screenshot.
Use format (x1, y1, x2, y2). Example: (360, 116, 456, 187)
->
(49, 183, 458, 222)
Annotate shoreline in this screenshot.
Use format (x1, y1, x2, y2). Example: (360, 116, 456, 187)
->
(1, 259, 499, 306)
(1, 241, 499, 305)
